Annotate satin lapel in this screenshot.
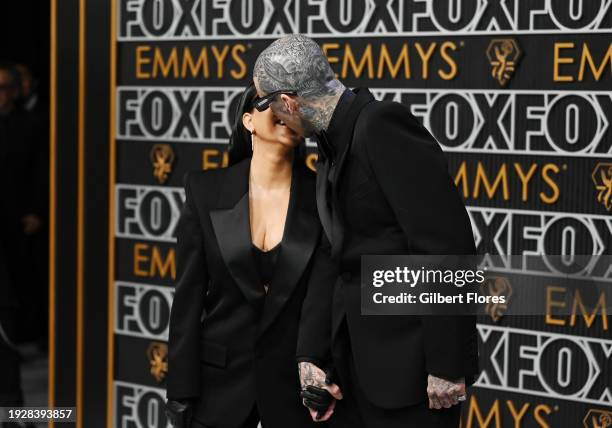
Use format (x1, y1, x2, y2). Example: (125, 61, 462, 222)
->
(209, 160, 265, 306)
(330, 89, 375, 259)
(258, 167, 320, 336)
(315, 156, 333, 243)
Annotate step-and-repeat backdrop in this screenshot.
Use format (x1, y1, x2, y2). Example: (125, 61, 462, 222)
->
(109, 1, 612, 426)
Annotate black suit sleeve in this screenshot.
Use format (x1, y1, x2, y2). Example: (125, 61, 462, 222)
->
(167, 172, 208, 399)
(361, 102, 479, 381)
(296, 233, 337, 367)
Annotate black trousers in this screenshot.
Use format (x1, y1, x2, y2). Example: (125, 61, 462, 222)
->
(191, 404, 260, 428)
(330, 318, 461, 428)
(0, 308, 23, 407)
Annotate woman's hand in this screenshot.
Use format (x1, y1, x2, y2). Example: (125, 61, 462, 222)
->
(165, 399, 193, 427)
(300, 385, 338, 422)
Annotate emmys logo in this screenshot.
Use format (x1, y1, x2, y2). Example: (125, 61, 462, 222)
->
(150, 144, 175, 184)
(147, 342, 168, 383)
(481, 276, 512, 322)
(486, 39, 521, 86)
(592, 163, 612, 211)
(584, 409, 612, 428)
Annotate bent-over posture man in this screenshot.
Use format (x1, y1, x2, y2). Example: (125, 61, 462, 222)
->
(252, 35, 478, 427)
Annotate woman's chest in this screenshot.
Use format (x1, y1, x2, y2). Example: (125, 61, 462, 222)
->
(249, 192, 289, 249)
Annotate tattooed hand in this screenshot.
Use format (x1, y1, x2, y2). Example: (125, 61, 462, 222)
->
(427, 375, 466, 409)
(298, 362, 327, 389)
(298, 362, 343, 422)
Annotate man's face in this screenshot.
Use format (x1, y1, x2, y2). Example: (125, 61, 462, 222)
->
(0, 70, 17, 113)
(253, 77, 309, 137)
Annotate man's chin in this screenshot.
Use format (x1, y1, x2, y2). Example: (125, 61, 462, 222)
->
(287, 126, 307, 138)
(300, 126, 316, 138)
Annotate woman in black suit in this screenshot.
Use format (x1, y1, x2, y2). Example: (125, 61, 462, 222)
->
(165, 83, 337, 428)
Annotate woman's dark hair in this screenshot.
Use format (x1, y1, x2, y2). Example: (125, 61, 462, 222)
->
(228, 83, 258, 166)
(227, 82, 306, 167)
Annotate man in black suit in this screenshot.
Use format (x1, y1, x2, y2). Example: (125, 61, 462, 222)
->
(253, 35, 478, 427)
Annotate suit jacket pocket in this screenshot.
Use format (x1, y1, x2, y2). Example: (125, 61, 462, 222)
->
(200, 339, 227, 368)
(343, 159, 378, 200)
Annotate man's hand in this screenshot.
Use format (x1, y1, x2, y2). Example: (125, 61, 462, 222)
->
(298, 362, 343, 422)
(427, 375, 466, 409)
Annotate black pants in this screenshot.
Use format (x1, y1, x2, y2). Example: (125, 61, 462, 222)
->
(191, 405, 260, 428)
(0, 309, 23, 407)
(331, 318, 461, 428)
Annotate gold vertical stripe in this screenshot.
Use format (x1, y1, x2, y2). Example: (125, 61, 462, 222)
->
(77, 0, 86, 426)
(49, 0, 57, 424)
(107, 0, 117, 426)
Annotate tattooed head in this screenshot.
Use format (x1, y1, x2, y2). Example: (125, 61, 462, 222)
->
(253, 34, 345, 136)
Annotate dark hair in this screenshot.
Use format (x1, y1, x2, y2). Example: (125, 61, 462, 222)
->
(227, 82, 306, 167)
(228, 83, 258, 166)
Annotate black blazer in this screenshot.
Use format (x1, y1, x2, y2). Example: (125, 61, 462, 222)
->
(166, 159, 336, 428)
(0, 110, 40, 310)
(0, 110, 43, 227)
(315, 88, 479, 409)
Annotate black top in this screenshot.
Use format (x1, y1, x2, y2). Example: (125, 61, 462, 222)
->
(252, 243, 281, 290)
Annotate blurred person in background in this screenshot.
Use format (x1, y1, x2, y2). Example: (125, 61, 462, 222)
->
(14, 63, 48, 350)
(15, 64, 40, 114)
(0, 62, 44, 347)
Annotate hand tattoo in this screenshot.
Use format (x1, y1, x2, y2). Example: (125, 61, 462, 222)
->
(298, 362, 327, 389)
(427, 375, 466, 409)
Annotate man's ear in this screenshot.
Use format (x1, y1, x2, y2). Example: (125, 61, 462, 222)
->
(242, 112, 254, 132)
(279, 93, 299, 114)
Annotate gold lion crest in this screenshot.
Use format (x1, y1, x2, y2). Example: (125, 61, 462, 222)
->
(150, 144, 175, 184)
(481, 276, 512, 322)
(147, 342, 168, 383)
(486, 39, 521, 86)
(584, 409, 612, 428)
(592, 163, 612, 211)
